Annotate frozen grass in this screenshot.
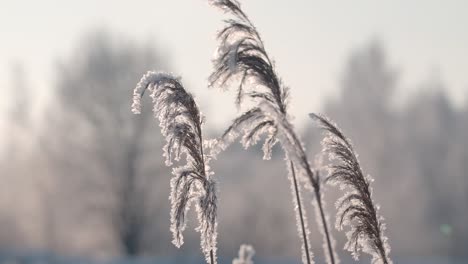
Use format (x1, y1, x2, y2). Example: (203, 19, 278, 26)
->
(130, 1, 392, 263)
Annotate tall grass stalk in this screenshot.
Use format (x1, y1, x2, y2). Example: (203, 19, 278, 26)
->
(132, 72, 218, 264)
(290, 161, 312, 264)
(208, 1, 337, 263)
(310, 113, 392, 264)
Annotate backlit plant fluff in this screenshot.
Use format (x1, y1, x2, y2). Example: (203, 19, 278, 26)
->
(132, 71, 218, 264)
(310, 113, 392, 264)
(232, 244, 255, 264)
(208, 1, 337, 264)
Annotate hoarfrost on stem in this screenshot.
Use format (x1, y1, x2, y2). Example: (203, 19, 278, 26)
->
(287, 160, 314, 264)
(310, 169, 340, 264)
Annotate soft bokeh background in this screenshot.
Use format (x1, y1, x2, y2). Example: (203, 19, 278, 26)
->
(0, 0, 467, 263)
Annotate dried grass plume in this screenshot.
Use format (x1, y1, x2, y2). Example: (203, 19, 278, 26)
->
(310, 113, 392, 264)
(132, 71, 218, 264)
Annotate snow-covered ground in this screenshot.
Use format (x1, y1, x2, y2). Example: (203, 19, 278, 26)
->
(0, 252, 466, 264)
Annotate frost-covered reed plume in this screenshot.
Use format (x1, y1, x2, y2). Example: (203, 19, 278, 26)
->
(233, 244, 255, 264)
(132, 72, 218, 264)
(208, 1, 337, 263)
(310, 113, 392, 264)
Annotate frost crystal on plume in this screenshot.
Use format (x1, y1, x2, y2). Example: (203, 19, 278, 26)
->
(310, 113, 392, 264)
(132, 71, 218, 264)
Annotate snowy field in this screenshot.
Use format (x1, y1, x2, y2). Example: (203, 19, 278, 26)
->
(0, 253, 466, 264)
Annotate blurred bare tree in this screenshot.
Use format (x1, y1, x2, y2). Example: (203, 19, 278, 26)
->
(403, 80, 468, 256)
(326, 40, 398, 170)
(2, 63, 32, 158)
(0, 63, 37, 251)
(41, 31, 171, 256)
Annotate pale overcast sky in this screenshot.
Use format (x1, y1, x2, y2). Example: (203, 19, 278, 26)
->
(1, 0, 467, 129)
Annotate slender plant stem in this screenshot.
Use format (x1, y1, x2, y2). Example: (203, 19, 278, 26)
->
(366, 187, 389, 264)
(200, 120, 216, 264)
(290, 161, 311, 264)
(313, 183, 335, 264)
(286, 124, 336, 264)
